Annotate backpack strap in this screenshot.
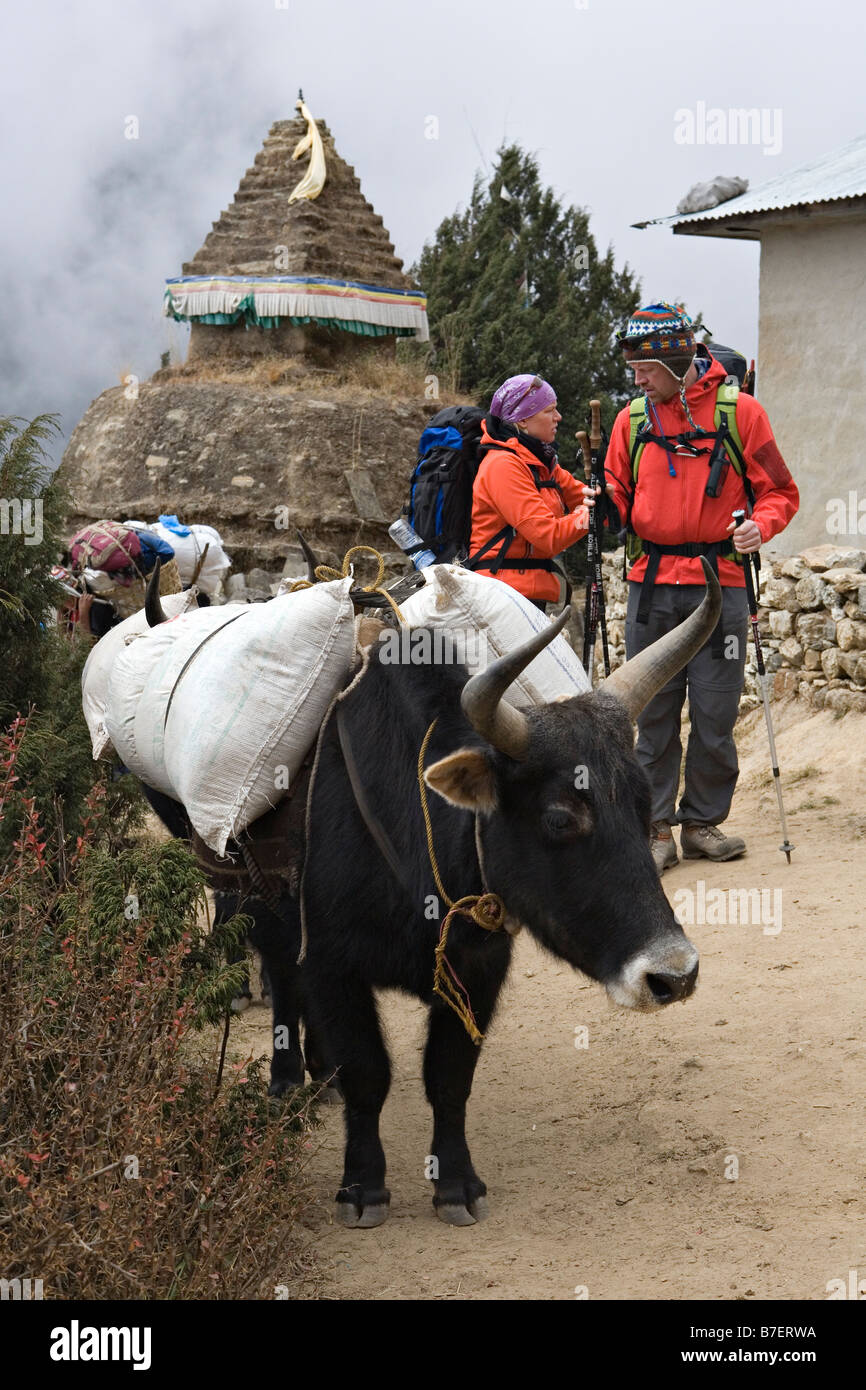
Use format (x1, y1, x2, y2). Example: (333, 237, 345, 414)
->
(465, 456, 566, 572)
(465, 524, 518, 573)
(622, 401, 650, 564)
(628, 398, 649, 479)
(713, 380, 756, 507)
(527, 463, 569, 515)
(625, 381, 756, 571)
(628, 383, 750, 483)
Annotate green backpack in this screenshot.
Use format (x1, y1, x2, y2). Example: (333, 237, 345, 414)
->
(624, 380, 752, 563)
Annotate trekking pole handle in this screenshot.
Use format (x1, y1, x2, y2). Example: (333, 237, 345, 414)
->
(589, 400, 602, 454)
(731, 509, 758, 613)
(576, 430, 591, 480)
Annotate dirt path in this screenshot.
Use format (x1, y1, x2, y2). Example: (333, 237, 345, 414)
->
(236, 699, 866, 1300)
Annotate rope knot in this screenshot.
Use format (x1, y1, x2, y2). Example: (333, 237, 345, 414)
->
(418, 720, 508, 1044)
(288, 545, 405, 620)
(470, 893, 506, 931)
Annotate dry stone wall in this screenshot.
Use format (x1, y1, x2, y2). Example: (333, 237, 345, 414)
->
(759, 544, 866, 714)
(593, 545, 866, 715)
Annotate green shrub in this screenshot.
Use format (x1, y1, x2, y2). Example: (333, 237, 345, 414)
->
(0, 419, 320, 1299)
(0, 716, 319, 1299)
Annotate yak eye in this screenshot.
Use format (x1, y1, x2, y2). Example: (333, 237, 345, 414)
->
(543, 805, 580, 838)
(542, 801, 594, 841)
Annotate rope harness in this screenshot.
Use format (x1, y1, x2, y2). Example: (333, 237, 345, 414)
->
(417, 720, 505, 1045)
(288, 544, 405, 623)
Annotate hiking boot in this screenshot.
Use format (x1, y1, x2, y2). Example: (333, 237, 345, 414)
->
(651, 820, 678, 875)
(681, 822, 746, 862)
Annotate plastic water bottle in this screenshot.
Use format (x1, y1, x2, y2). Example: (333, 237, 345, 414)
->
(388, 518, 436, 570)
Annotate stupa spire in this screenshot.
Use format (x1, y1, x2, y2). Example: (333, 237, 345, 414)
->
(164, 101, 428, 360)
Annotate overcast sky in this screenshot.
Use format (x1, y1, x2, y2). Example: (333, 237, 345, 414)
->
(2, 0, 863, 467)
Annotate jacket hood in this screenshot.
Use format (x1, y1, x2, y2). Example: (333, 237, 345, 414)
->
(481, 413, 520, 445)
(480, 414, 558, 468)
(685, 352, 728, 400)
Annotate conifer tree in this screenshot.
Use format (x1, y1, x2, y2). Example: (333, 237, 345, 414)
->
(0, 416, 67, 717)
(413, 144, 641, 458)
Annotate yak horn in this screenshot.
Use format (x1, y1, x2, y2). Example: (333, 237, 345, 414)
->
(461, 606, 571, 760)
(296, 529, 319, 583)
(145, 560, 169, 626)
(599, 557, 722, 721)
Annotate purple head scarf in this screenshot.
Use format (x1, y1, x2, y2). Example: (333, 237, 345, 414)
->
(490, 374, 556, 425)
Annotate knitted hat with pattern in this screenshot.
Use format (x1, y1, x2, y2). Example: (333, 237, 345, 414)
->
(618, 302, 697, 382)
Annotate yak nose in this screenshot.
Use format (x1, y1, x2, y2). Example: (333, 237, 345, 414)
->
(646, 959, 699, 1005)
(606, 938, 700, 1011)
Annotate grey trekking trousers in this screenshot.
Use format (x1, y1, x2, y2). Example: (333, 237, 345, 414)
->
(625, 581, 749, 826)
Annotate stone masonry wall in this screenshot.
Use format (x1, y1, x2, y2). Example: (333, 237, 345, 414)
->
(591, 544, 866, 716)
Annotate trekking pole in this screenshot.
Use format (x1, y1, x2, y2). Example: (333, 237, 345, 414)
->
(576, 430, 599, 681)
(732, 508, 794, 864)
(589, 400, 608, 675)
(575, 414, 608, 681)
(588, 400, 611, 677)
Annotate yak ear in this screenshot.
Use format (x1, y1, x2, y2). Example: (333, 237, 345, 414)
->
(424, 748, 498, 812)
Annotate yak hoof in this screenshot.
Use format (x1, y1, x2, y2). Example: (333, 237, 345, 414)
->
(315, 1083, 343, 1106)
(336, 1202, 390, 1229)
(436, 1203, 477, 1227)
(230, 994, 251, 1013)
(468, 1195, 489, 1222)
(435, 1194, 489, 1226)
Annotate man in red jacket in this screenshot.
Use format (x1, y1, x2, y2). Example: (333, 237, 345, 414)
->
(605, 303, 799, 871)
(468, 374, 595, 610)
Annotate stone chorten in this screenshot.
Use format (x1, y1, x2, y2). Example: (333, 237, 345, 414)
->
(60, 100, 442, 574)
(168, 99, 428, 364)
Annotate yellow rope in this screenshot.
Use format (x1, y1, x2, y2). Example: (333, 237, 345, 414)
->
(289, 545, 405, 622)
(418, 718, 451, 906)
(417, 719, 505, 1044)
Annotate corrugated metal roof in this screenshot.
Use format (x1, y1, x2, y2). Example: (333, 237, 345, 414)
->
(634, 132, 866, 230)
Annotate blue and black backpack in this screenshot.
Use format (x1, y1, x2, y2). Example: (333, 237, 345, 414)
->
(406, 405, 486, 563)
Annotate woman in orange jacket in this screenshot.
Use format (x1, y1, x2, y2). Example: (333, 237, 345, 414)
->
(467, 374, 599, 610)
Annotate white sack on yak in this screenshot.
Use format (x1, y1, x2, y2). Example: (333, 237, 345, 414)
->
(103, 578, 355, 853)
(81, 589, 199, 759)
(104, 604, 250, 794)
(397, 564, 590, 705)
